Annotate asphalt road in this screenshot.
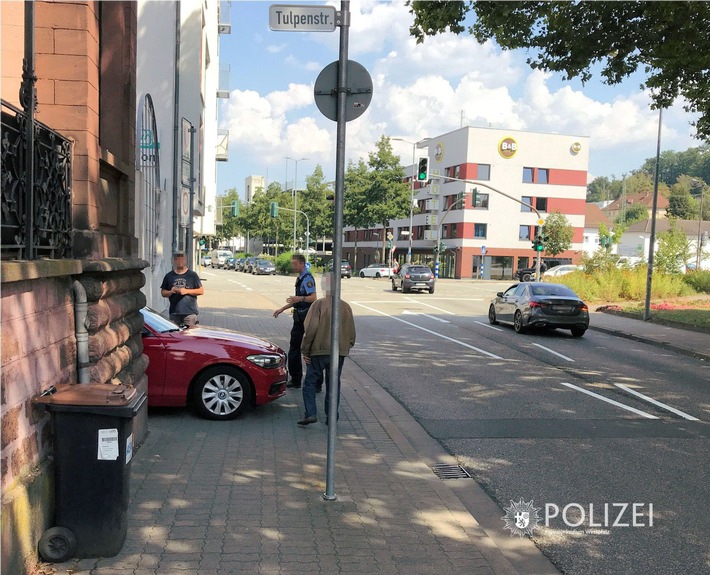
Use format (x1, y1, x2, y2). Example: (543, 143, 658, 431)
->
(199, 266, 710, 575)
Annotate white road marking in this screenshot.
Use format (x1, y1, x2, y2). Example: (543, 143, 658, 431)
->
(353, 302, 502, 359)
(402, 310, 450, 323)
(532, 343, 575, 362)
(614, 384, 700, 421)
(559, 382, 658, 419)
(404, 297, 456, 315)
(474, 321, 503, 332)
(200, 271, 216, 276)
(227, 279, 253, 291)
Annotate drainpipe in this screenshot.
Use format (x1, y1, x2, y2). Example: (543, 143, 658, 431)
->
(171, 1, 181, 254)
(73, 280, 90, 384)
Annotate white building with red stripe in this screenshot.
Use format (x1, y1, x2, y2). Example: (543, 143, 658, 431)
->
(343, 126, 589, 280)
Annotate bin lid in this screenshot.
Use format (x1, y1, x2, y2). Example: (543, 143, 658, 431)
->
(34, 383, 138, 408)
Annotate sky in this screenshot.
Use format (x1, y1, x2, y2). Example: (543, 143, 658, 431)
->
(216, 0, 701, 199)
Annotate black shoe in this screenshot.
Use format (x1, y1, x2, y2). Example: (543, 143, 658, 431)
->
(286, 381, 301, 389)
(297, 415, 317, 426)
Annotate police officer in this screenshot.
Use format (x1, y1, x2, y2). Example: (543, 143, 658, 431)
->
(273, 254, 317, 389)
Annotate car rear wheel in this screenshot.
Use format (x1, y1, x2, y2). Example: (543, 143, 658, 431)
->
(571, 328, 586, 338)
(513, 311, 526, 334)
(376, 272, 381, 278)
(428, 286, 435, 294)
(522, 273, 532, 282)
(360, 271, 365, 278)
(488, 305, 499, 325)
(193, 366, 251, 420)
(402, 286, 411, 293)
(391, 280, 398, 291)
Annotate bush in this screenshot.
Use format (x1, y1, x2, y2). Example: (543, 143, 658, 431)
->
(683, 270, 710, 293)
(275, 251, 294, 274)
(551, 267, 695, 302)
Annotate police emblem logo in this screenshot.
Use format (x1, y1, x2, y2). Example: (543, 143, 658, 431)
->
(502, 499, 541, 537)
(307, 280, 315, 288)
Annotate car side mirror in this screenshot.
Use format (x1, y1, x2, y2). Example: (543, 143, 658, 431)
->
(496, 292, 503, 297)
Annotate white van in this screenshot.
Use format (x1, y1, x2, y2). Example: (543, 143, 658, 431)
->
(210, 249, 233, 268)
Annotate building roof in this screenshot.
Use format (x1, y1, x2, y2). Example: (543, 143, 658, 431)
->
(604, 192, 669, 211)
(584, 203, 611, 229)
(626, 218, 710, 235)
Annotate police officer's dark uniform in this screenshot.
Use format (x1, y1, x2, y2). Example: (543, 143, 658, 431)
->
(286, 267, 317, 388)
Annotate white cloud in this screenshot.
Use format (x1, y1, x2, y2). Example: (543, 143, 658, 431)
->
(266, 44, 286, 54)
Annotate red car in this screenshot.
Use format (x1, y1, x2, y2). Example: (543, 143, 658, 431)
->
(140, 308, 287, 420)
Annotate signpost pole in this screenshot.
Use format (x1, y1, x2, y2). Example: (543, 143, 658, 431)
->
(324, 1, 350, 502)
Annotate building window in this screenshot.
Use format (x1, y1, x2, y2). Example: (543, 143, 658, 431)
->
(535, 197, 548, 212)
(474, 223, 487, 238)
(523, 167, 534, 183)
(450, 223, 457, 238)
(523, 167, 550, 184)
(538, 168, 549, 184)
(478, 164, 491, 180)
(519, 225, 530, 240)
(474, 192, 489, 209)
(442, 224, 448, 239)
(521, 196, 532, 212)
(453, 165, 461, 179)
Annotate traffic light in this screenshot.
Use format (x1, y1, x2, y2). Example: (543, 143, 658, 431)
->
(231, 201, 239, 217)
(532, 236, 544, 252)
(270, 201, 278, 218)
(417, 157, 429, 181)
(199, 237, 206, 247)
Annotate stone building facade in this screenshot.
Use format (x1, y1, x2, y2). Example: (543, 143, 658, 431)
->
(1, 2, 148, 573)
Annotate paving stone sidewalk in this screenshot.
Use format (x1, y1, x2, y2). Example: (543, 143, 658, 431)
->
(51, 301, 519, 575)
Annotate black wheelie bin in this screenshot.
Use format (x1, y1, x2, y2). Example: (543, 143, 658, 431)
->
(34, 383, 146, 562)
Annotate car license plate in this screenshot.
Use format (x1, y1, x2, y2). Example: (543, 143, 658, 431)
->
(553, 305, 573, 313)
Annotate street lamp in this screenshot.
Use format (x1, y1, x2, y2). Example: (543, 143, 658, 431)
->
(391, 137, 430, 263)
(285, 156, 309, 252)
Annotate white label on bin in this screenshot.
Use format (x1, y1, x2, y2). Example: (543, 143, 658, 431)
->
(126, 433, 134, 464)
(97, 428, 119, 460)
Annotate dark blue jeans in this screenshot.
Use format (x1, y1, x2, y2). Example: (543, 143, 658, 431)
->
(302, 355, 345, 420)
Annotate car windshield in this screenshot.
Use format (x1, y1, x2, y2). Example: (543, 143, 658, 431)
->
(257, 260, 270, 265)
(409, 266, 431, 273)
(530, 285, 577, 297)
(140, 307, 182, 333)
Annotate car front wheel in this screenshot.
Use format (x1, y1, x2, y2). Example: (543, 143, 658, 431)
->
(193, 366, 251, 420)
(488, 305, 499, 325)
(513, 311, 526, 334)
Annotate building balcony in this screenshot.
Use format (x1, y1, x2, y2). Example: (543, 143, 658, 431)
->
(216, 129, 229, 162)
(217, 63, 230, 99)
(218, 1, 231, 34)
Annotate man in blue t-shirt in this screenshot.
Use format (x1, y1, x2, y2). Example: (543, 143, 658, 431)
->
(160, 251, 204, 327)
(273, 254, 317, 389)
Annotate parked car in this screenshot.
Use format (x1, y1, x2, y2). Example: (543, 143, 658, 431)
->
(514, 260, 562, 282)
(543, 264, 582, 277)
(244, 257, 258, 273)
(359, 263, 394, 278)
(328, 259, 352, 278)
(140, 307, 287, 420)
(252, 259, 276, 275)
(210, 249, 234, 269)
(391, 264, 436, 294)
(225, 257, 237, 270)
(201, 255, 212, 267)
(235, 257, 247, 271)
(488, 282, 589, 337)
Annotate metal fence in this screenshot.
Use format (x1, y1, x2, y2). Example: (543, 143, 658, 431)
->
(1, 99, 73, 260)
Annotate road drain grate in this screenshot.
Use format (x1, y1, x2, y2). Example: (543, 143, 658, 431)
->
(431, 464, 471, 480)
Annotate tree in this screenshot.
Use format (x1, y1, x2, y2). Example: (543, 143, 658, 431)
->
(640, 146, 710, 187)
(617, 203, 649, 226)
(344, 159, 375, 272)
(215, 188, 241, 248)
(586, 176, 613, 203)
(300, 165, 333, 252)
(365, 136, 410, 262)
(667, 176, 699, 219)
(541, 211, 573, 256)
(655, 219, 693, 274)
(408, 1, 710, 139)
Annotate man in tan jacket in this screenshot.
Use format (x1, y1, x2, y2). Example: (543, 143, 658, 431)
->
(298, 273, 356, 426)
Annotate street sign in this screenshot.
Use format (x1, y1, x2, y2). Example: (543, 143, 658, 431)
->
(481, 245, 486, 255)
(314, 60, 373, 122)
(538, 218, 545, 225)
(387, 231, 393, 241)
(269, 4, 337, 32)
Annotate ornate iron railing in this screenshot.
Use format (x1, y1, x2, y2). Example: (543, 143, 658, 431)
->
(1, 99, 73, 260)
